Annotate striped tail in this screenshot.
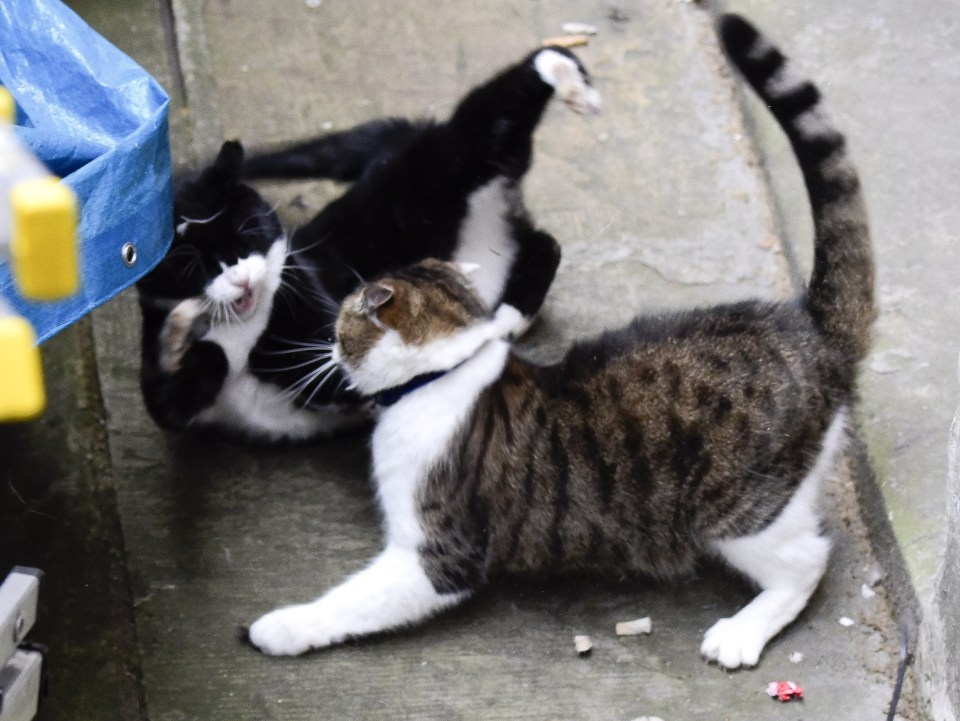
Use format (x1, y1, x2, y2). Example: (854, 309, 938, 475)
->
(719, 14, 875, 364)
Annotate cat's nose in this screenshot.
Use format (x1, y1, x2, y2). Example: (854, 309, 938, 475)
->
(227, 267, 250, 286)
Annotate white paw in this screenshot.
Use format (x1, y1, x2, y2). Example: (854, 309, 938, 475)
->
(700, 617, 765, 669)
(159, 297, 209, 372)
(492, 304, 531, 339)
(533, 49, 602, 115)
(248, 605, 330, 657)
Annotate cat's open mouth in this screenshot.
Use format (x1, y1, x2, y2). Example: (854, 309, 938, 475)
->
(232, 286, 257, 318)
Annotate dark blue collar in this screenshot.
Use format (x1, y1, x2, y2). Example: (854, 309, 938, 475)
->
(372, 370, 448, 407)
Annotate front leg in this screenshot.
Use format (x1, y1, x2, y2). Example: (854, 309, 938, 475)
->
(140, 299, 228, 430)
(248, 545, 468, 656)
(496, 223, 562, 335)
(158, 298, 211, 373)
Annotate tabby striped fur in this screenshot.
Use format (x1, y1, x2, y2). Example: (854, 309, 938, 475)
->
(247, 15, 874, 670)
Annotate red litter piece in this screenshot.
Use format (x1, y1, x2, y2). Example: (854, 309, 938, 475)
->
(766, 681, 804, 702)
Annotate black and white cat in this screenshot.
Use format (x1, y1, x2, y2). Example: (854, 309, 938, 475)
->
(136, 46, 601, 442)
(246, 15, 874, 668)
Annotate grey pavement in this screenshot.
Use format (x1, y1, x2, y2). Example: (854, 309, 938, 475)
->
(3, 0, 955, 719)
(715, 2, 960, 718)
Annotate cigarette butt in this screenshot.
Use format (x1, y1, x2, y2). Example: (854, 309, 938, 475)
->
(561, 22, 598, 35)
(616, 617, 652, 636)
(543, 34, 590, 48)
(574, 634, 593, 655)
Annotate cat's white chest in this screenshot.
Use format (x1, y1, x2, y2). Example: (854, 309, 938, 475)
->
(371, 341, 510, 545)
(453, 178, 518, 307)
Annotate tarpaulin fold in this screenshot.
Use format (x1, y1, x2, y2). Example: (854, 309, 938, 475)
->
(0, 0, 172, 342)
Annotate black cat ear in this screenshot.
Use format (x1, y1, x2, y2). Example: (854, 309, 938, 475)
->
(362, 282, 394, 313)
(199, 140, 245, 188)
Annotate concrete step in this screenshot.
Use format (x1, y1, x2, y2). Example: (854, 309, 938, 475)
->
(2, 0, 930, 719)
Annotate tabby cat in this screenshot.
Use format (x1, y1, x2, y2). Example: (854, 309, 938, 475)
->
(247, 15, 874, 669)
(136, 46, 600, 441)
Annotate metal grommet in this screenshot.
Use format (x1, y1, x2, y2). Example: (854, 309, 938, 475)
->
(121, 242, 138, 267)
(14, 614, 25, 642)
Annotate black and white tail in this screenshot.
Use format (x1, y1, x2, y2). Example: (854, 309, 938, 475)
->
(719, 14, 875, 364)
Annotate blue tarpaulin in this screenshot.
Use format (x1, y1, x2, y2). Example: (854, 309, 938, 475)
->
(0, 0, 172, 342)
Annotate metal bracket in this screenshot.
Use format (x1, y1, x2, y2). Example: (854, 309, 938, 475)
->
(0, 647, 44, 721)
(0, 568, 43, 721)
(0, 569, 41, 669)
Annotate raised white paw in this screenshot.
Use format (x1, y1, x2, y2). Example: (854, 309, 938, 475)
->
(493, 303, 532, 339)
(248, 605, 328, 657)
(534, 49, 602, 114)
(700, 617, 765, 669)
(159, 298, 209, 372)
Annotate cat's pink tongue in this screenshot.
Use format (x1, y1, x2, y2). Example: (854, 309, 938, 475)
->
(233, 287, 255, 317)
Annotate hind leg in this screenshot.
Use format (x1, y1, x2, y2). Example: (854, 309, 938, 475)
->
(701, 506, 830, 669)
(533, 48, 603, 114)
(701, 412, 847, 668)
(242, 117, 425, 182)
(447, 46, 600, 181)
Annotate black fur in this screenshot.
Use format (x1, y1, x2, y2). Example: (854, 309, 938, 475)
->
(137, 47, 589, 438)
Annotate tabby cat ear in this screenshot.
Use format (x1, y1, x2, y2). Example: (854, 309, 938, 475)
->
(362, 282, 395, 313)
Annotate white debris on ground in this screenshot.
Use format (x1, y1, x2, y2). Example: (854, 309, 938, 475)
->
(861, 583, 877, 599)
(574, 634, 593, 656)
(839, 616, 856, 627)
(542, 34, 590, 48)
(789, 651, 804, 663)
(615, 617, 652, 636)
(561, 22, 598, 35)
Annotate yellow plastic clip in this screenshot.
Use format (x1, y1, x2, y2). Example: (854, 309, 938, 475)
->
(0, 316, 45, 421)
(0, 87, 14, 124)
(11, 177, 80, 301)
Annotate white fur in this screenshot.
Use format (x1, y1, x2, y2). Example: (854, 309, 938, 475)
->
(757, 46, 835, 145)
(158, 298, 206, 373)
(451, 179, 517, 307)
(248, 546, 466, 655)
(175, 238, 369, 440)
(195, 374, 370, 441)
(700, 408, 848, 668)
(533, 49, 602, 114)
(342, 306, 521, 394)
(372, 339, 510, 544)
(248, 338, 510, 655)
(203, 239, 286, 368)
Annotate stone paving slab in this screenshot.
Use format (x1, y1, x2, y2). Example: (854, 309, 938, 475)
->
(78, 0, 916, 719)
(721, 0, 960, 606)
(715, 1, 960, 716)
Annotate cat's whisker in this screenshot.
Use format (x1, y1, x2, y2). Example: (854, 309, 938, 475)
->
(264, 356, 336, 373)
(300, 362, 344, 407)
(274, 272, 340, 315)
(346, 265, 366, 284)
(163, 244, 202, 261)
(274, 283, 297, 315)
(283, 365, 335, 404)
(265, 335, 335, 351)
(177, 208, 225, 234)
(237, 206, 283, 236)
(176, 256, 203, 284)
(286, 233, 333, 259)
